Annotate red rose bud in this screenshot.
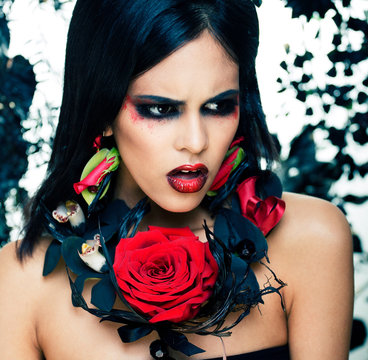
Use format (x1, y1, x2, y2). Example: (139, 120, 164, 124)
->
(74, 157, 113, 194)
(209, 138, 245, 192)
(93, 135, 103, 150)
(229, 136, 244, 148)
(113, 226, 218, 324)
(236, 176, 285, 235)
(73, 148, 120, 195)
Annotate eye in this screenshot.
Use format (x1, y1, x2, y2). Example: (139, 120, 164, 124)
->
(135, 104, 179, 120)
(202, 99, 238, 116)
(148, 105, 176, 116)
(204, 103, 219, 111)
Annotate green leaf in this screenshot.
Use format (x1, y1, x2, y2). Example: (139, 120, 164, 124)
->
(80, 147, 120, 205)
(80, 149, 110, 205)
(230, 148, 245, 174)
(91, 276, 116, 311)
(225, 146, 237, 158)
(43, 239, 61, 276)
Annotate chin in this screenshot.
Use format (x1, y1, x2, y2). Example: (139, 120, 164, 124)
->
(151, 192, 206, 214)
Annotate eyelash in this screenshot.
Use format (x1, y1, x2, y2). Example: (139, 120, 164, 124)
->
(135, 104, 179, 120)
(135, 99, 238, 120)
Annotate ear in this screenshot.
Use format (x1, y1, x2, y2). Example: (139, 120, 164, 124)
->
(104, 126, 113, 137)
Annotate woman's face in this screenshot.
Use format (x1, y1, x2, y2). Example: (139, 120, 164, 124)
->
(111, 31, 239, 212)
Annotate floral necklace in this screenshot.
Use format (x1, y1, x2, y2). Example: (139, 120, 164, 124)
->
(41, 140, 285, 359)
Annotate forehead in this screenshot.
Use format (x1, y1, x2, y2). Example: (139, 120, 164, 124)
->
(128, 31, 239, 100)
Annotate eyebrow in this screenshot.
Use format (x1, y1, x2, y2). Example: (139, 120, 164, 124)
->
(131, 89, 239, 105)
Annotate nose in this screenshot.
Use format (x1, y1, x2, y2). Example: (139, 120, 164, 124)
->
(174, 112, 209, 155)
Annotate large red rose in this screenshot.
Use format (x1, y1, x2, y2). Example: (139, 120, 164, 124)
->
(237, 176, 285, 235)
(113, 226, 218, 324)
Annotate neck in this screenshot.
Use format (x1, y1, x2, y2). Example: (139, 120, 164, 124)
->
(114, 164, 214, 232)
(137, 199, 213, 232)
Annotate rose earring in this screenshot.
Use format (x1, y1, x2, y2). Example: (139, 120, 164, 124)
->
(207, 137, 245, 196)
(73, 132, 120, 214)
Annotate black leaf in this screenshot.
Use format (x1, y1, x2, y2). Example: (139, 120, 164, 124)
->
(352, 127, 368, 145)
(327, 66, 337, 77)
(306, 107, 313, 116)
(332, 34, 342, 47)
(357, 92, 368, 105)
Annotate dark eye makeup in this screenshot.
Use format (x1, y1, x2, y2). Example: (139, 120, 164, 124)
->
(201, 98, 238, 117)
(134, 98, 239, 121)
(135, 104, 180, 120)
(131, 90, 239, 121)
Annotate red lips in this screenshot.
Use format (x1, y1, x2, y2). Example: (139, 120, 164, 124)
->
(167, 164, 208, 193)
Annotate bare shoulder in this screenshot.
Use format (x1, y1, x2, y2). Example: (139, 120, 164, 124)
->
(0, 237, 50, 273)
(272, 191, 353, 291)
(270, 192, 352, 262)
(281, 192, 351, 242)
(270, 193, 353, 359)
(0, 237, 56, 308)
(0, 238, 52, 359)
(0, 238, 52, 293)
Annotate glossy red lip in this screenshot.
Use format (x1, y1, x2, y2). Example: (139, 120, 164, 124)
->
(167, 164, 208, 193)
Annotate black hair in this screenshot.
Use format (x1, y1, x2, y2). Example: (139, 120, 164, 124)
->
(19, 0, 277, 259)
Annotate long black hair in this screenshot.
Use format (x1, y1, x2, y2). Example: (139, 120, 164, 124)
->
(19, 0, 277, 259)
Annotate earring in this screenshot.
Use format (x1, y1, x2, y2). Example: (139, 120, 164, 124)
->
(93, 134, 103, 151)
(207, 137, 245, 196)
(73, 134, 120, 209)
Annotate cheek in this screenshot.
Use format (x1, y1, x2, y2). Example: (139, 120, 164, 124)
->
(222, 107, 240, 134)
(223, 111, 240, 151)
(128, 108, 143, 123)
(211, 118, 239, 159)
(211, 105, 239, 122)
(116, 120, 159, 167)
(124, 101, 159, 131)
(123, 96, 145, 123)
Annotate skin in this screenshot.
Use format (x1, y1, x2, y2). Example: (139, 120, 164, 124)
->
(0, 31, 354, 359)
(107, 31, 239, 216)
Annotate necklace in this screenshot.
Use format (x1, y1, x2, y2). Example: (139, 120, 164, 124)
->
(41, 170, 285, 359)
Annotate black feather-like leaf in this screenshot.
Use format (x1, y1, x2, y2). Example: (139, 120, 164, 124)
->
(87, 173, 113, 216)
(61, 236, 91, 275)
(216, 209, 267, 263)
(98, 223, 148, 323)
(118, 324, 154, 343)
(256, 171, 283, 199)
(84, 199, 130, 242)
(91, 276, 117, 312)
(42, 239, 61, 276)
(160, 330, 205, 356)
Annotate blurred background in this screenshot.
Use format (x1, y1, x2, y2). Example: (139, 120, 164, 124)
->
(0, 0, 367, 358)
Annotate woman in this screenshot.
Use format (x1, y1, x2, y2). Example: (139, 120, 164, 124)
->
(0, 0, 353, 359)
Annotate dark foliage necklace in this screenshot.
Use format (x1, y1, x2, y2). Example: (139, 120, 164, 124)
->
(41, 170, 285, 359)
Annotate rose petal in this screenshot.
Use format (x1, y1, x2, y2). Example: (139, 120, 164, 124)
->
(236, 177, 285, 235)
(149, 296, 206, 323)
(148, 226, 195, 238)
(73, 156, 116, 194)
(229, 136, 244, 148)
(113, 226, 219, 323)
(120, 230, 170, 253)
(209, 149, 239, 191)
